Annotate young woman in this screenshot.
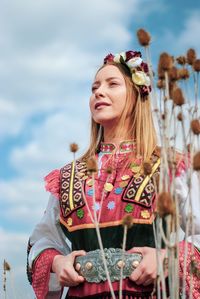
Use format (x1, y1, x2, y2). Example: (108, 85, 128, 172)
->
(27, 51, 200, 299)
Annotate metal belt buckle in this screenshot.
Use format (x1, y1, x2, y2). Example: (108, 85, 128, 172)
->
(75, 248, 142, 283)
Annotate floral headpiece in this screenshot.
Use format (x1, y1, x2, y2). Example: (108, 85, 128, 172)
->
(104, 51, 151, 98)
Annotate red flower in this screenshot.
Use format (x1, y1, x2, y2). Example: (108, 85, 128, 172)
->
(104, 53, 114, 64)
(125, 51, 141, 61)
(141, 61, 149, 73)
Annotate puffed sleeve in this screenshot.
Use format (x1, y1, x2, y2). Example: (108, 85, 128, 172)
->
(27, 169, 72, 299)
(175, 168, 200, 248)
(175, 167, 200, 298)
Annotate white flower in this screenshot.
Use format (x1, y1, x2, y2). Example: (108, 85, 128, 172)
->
(114, 52, 126, 63)
(126, 57, 143, 70)
(132, 71, 151, 86)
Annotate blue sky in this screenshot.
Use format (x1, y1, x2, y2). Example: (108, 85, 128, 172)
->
(0, 0, 200, 298)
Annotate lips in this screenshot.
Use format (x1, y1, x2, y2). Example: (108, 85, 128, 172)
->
(95, 102, 111, 110)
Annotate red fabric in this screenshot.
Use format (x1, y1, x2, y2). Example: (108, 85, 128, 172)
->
(32, 249, 61, 299)
(44, 169, 60, 199)
(179, 241, 200, 298)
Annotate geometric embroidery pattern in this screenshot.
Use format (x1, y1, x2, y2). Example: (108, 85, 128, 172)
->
(122, 157, 160, 208)
(60, 160, 86, 217)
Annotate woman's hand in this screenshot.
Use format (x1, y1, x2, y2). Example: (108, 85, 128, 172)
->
(52, 250, 86, 287)
(128, 247, 166, 286)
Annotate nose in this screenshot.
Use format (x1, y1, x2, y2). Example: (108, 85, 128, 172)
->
(94, 85, 105, 98)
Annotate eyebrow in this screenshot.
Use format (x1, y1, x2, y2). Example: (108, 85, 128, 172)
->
(92, 77, 122, 85)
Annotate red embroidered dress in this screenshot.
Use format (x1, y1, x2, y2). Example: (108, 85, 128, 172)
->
(27, 141, 200, 299)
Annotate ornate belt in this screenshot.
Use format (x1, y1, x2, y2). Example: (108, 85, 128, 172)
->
(75, 248, 142, 283)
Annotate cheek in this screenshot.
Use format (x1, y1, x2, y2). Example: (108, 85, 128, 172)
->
(89, 96, 94, 112)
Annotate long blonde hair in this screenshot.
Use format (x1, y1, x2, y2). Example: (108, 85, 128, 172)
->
(81, 62, 157, 161)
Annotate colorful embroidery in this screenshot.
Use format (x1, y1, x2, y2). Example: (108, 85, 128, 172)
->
(119, 181, 129, 188)
(141, 210, 150, 219)
(67, 217, 73, 226)
(92, 202, 101, 211)
(107, 201, 116, 210)
(125, 203, 134, 213)
(87, 189, 94, 196)
(104, 182, 114, 192)
(60, 160, 86, 217)
(121, 175, 130, 180)
(122, 158, 160, 207)
(76, 209, 84, 219)
(114, 187, 123, 194)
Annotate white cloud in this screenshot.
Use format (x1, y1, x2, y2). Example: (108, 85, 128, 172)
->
(0, 227, 34, 299)
(0, 0, 162, 140)
(156, 10, 200, 56)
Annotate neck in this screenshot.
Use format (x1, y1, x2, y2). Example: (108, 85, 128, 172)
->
(103, 121, 132, 145)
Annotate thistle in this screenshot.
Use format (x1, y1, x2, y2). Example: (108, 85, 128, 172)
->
(157, 192, 175, 218)
(186, 48, 196, 65)
(157, 79, 165, 89)
(190, 119, 200, 135)
(70, 143, 79, 153)
(172, 87, 185, 106)
(193, 59, 200, 72)
(143, 161, 152, 175)
(122, 214, 133, 229)
(176, 56, 187, 65)
(193, 152, 200, 171)
(86, 157, 98, 174)
(158, 52, 173, 72)
(137, 28, 151, 46)
(169, 66, 179, 81)
(177, 112, 183, 122)
(178, 68, 190, 80)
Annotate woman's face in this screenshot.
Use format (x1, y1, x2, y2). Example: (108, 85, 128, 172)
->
(90, 65, 129, 127)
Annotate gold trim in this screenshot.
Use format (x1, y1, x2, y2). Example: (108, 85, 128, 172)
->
(134, 158, 160, 202)
(69, 161, 75, 210)
(60, 214, 155, 232)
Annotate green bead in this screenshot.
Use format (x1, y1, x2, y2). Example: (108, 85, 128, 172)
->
(125, 203, 134, 213)
(77, 209, 84, 219)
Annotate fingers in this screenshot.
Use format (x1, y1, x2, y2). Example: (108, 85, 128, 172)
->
(60, 266, 84, 287)
(129, 262, 156, 285)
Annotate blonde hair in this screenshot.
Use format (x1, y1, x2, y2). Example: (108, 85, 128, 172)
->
(81, 62, 157, 162)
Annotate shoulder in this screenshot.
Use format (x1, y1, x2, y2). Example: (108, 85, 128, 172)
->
(44, 159, 86, 199)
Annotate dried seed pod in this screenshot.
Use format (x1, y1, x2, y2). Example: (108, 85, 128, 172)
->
(191, 119, 200, 135)
(177, 112, 183, 121)
(3, 260, 11, 271)
(176, 56, 187, 65)
(106, 166, 113, 174)
(172, 87, 185, 106)
(158, 67, 165, 80)
(193, 152, 200, 171)
(157, 79, 165, 89)
(187, 48, 196, 65)
(70, 143, 79, 153)
(169, 66, 179, 81)
(143, 161, 152, 175)
(137, 28, 151, 46)
(158, 52, 173, 72)
(193, 59, 200, 72)
(86, 157, 98, 173)
(178, 68, 190, 80)
(122, 215, 133, 229)
(157, 192, 175, 217)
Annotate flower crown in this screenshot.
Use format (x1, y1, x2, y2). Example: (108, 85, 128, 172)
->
(104, 51, 151, 98)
